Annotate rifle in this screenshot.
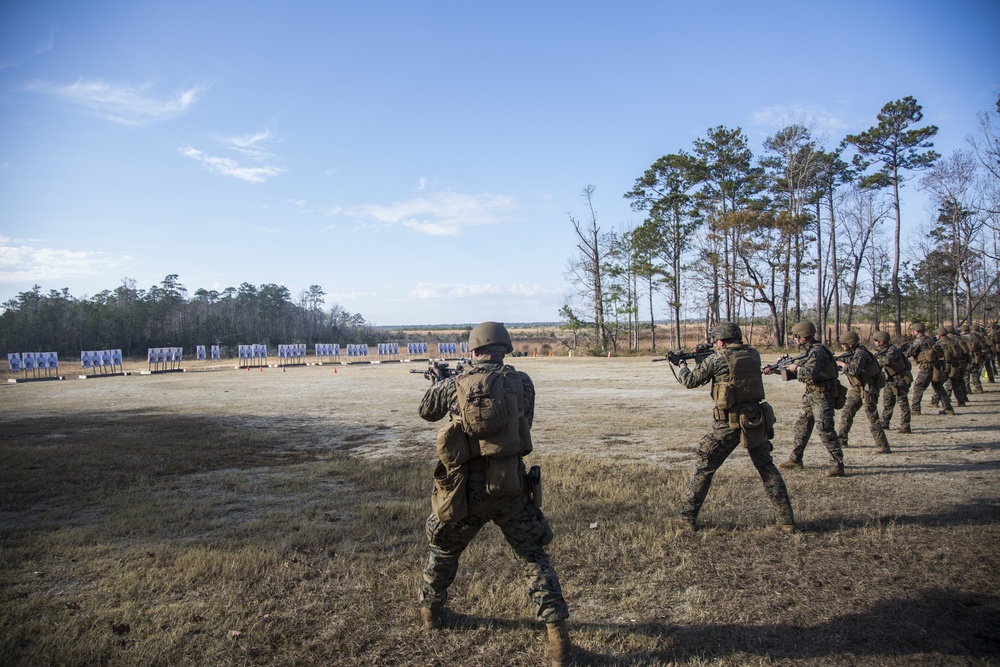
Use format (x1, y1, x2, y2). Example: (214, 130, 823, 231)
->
(410, 359, 468, 381)
(652, 342, 713, 366)
(763, 352, 807, 381)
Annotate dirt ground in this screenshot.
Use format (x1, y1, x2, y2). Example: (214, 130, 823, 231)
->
(3, 354, 998, 487)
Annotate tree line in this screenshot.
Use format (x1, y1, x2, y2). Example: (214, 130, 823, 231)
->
(564, 94, 1000, 353)
(0, 276, 376, 359)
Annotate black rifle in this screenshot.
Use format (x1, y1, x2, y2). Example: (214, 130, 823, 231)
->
(874, 341, 910, 358)
(652, 342, 713, 366)
(410, 359, 468, 381)
(763, 352, 807, 381)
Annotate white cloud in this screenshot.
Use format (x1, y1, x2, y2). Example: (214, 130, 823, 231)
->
(351, 192, 515, 236)
(0, 238, 124, 283)
(409, 283, 561, 299)
(27, 77, 204, 126)
(180, 146, 285, 183)
(181, 126, 285, 183)
(751, 104, 847, 134)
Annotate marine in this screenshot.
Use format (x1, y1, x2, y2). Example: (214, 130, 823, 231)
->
(673, 321, 794, 533)
(773, 320, 846, 477)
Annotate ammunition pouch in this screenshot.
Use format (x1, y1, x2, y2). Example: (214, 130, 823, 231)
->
(833, 380, 848, 409)
(431, 461, 468, 523)
(760, 401, 776, 440)
(737, 403, 768, 449)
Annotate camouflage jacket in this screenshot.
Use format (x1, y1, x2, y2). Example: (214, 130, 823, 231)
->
(907, 334, 937, 367)
(795, 341, 837, 387)
(418, 357, 535, 428)
(841, 345, 880, 388)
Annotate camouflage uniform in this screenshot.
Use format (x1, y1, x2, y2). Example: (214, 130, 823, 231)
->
(908, 332, 952, 414)
(677, 344, 794, 527)
(417, 355, 568, 623)
(837, 344, 891, 451)
(986, 324, 1000, 383)
(876, 343, 911, 432)
(961, 327, 987, 394)
(786, 341, 844, 469)
(937, 332, 970, 407)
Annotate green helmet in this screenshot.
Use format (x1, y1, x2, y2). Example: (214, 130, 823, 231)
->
(873, 331, 891, 344)
(959, 324, 971, 333)
(910, 322, 926, 332)
(712, 321, 743, 342)
(936, 326, 949, 336)
(839, 331, 860, 346)
(468, 321, 513, 353)
(946, 325, 957, 334)
(790, 320, 816, 337)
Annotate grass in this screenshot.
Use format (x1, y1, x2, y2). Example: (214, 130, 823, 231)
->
(1, 409, 999, 666)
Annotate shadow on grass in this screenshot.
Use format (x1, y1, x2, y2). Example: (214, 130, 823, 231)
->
(444, 589, 999, 665)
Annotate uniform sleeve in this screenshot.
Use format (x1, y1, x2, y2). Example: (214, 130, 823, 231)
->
(519, 371, 535, 428)
(418, 377, 456, 422)
(678, 353, 720, 389)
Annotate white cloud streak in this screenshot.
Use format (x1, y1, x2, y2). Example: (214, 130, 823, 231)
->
(409, 282, 561, 300)
(751, 104, 847, 133)
(351, 192, 515, 236)
(181, 126, 285, 183)
(26, 77, 204, 126)
(0, 236, 125, 284)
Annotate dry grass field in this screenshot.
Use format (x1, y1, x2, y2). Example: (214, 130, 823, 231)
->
(1, 355, 999, 666)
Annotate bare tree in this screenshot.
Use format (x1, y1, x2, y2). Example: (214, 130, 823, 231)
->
(566, 185, 607, 350)
(838, 186, 891, 329)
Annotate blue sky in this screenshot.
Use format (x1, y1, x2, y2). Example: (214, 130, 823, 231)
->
(1, 1, 998, 326)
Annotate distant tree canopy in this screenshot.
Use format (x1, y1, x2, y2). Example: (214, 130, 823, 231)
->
(0, 275, 375, 358)
(563, 93, 1000, 352)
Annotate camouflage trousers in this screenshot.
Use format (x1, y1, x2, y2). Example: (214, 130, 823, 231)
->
(420, 469, 568, 623)
(880, 381, 911, 429)
(934, 373, 969, 406)
(910, 365, 952, 412)
(680, 420, 793, 525)
(965, 361, 984, 394)
(789, 387, 843, 465)
(838, 385, 890, 449)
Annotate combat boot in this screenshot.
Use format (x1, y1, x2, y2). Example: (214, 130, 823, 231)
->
(546, 620, 571, 667)
(419, 606, 441, 631)
(776, 522, 796, 534)
(874, 446, 892, 454)
(897, 425, 912, 434)
(779, 460, 803, 470)
(939, 408, 955, 415)
(840, 438, 850, 448)
(826, 463, 845, 477)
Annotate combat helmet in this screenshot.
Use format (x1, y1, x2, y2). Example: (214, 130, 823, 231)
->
(910, 322, 926, 333)
(839, 331, 860, 346)
(959, 323, 971, 333)
(936, 326, 949, 336)
(712, 321, 743, 342)
(873, 331, 891, 344)
(790, 320, 816, 338)
(468, 321, 514, 353)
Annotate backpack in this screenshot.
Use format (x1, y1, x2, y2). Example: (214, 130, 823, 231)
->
(454, 365, 530, 458)
(455, 367, 511, 438)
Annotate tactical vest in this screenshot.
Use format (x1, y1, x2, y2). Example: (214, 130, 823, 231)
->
(881, 346, 910, 377)
(808, 344, 839, 383)
(712, 346, 765, 409)
(912, 336, 937, 365)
